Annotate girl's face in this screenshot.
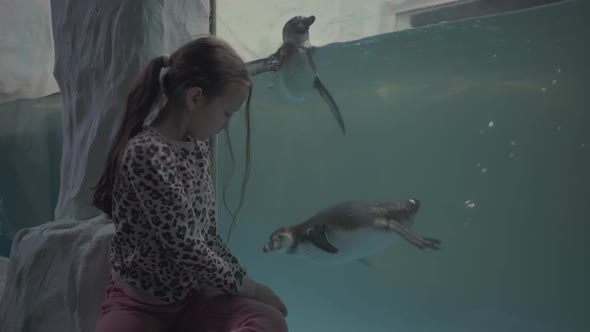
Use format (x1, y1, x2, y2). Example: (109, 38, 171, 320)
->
(184, 82, 250, 140)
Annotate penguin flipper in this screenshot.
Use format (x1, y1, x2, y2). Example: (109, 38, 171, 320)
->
(314, 77, 346, 135)
(246, 57, 268, 66)
(247, 55, 280, 77)
(306, 225, 338, 254)
(304, 49, 346, 135)
(249, 62, 279, 76)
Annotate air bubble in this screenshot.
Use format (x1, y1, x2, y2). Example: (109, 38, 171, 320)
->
(464, 200, 476, 209)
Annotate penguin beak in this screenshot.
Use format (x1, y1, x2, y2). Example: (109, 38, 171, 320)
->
(305, 15, 316, 26)
(263, 242, 272, 252)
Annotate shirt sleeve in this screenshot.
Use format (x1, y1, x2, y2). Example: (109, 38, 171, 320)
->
(122, 139, 248, 294)
(206, 223, 246, 272)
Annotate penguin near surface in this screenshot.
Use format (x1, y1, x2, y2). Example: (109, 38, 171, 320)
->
(247, 15, 346, 135)
(263, 199, 441, 265)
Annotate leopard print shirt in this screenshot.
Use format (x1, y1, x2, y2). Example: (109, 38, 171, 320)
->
(109, 126, 247, 303)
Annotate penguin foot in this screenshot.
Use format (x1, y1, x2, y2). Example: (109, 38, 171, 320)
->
(420, 237, 442, 250)
(380, 220, 441, 250)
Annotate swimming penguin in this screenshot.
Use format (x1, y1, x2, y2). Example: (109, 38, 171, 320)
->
(262, 199, 441, 265)
(247, 15, 346, 135)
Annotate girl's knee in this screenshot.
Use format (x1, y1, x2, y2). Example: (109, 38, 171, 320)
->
(275, 316, 289, 332)
(253, 303, 288, 332)
(266, 309, 288, 332)
(186, 295, 289, 332)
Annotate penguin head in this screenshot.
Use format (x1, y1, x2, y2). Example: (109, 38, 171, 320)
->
(282, 15, 316, 44)
(396, 198, 421, 220)
(408, 199, 421, 211)
(263, 227, 295, 253)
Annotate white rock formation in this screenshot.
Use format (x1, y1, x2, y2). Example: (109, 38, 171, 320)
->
(0, 1, 211, 331)
(0, 216, 113, 332)
(51, 0, 211, 221)
(0, 0, 59, 104)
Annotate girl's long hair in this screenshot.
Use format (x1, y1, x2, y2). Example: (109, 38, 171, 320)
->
(92, 36, 252, 242)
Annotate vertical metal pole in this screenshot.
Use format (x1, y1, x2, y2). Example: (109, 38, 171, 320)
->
(209, 0, 217, 35)
(209, 0, 218, 193)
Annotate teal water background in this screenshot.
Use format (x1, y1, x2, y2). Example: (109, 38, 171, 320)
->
(216, 1, 589, 331)
(0, 1, 587, 331)
(0, 93, 62, 256)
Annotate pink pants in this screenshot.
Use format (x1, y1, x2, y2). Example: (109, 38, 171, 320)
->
(95, 276, 288, 332)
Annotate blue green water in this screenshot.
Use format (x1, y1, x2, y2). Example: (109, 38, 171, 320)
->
(0, 0, 588, 331)
(0, 93, 63, 256)
(216, 1, 589, 331)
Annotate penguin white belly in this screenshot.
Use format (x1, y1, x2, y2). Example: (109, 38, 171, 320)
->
(298, 224, 397, 265)
(277, 50, 316, 103)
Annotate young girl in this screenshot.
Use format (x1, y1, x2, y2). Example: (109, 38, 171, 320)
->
(92, 36, 288, 332)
